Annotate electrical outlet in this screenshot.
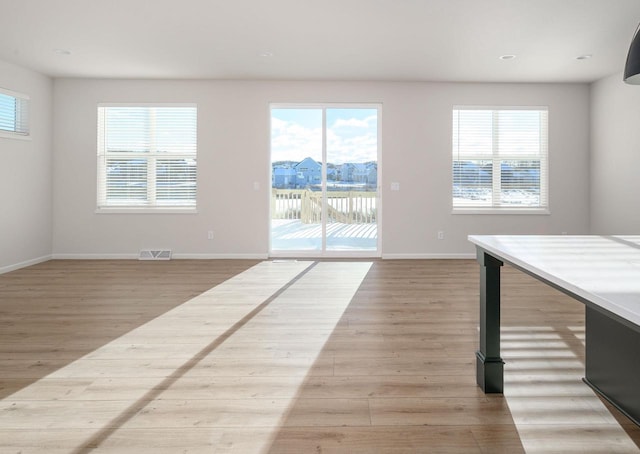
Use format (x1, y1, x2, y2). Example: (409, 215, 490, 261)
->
(207, 230, 214, 240)
(437, 231, 445, 240)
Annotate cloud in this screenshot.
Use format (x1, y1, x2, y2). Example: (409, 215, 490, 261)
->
(271, 111, 378, 165)
(330, 114, 377, 130)
(327, 129, 377, 164)
(271, 118, 322, 162)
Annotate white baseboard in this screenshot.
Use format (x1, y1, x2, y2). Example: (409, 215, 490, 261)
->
(51, 253, 269, 260)
(0, 255, 53, 275)
(382, 253, 475, 260)
(38, 252, 472, 263)
(52, 253, 139, 260)
(172, 253, 269, 260)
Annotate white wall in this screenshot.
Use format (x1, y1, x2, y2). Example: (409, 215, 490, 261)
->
(590, 72, 640, 233)
(0, 60, 53, 272)
(52, 79, 591, 259)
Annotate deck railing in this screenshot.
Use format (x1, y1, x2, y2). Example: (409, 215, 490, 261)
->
(272, 188, 377, 224)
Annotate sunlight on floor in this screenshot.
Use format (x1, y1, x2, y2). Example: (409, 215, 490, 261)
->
(0, 261, 373, 453)
(502, 325, 640, 453)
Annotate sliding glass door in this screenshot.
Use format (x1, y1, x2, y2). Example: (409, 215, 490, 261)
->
(270, 105, 380, 257)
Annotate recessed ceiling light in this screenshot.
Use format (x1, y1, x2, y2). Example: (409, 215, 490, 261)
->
(53, 48, 71, 55)
(499, 54, 516, 60)
(576, 54, 592, 60)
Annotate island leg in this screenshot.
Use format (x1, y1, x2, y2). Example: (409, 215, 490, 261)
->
(475, 248, 504, 393)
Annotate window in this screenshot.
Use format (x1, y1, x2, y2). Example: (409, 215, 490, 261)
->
(97, 104, 197, 210)
(0, 88, 30, 139)
(452, 107, 548, 212)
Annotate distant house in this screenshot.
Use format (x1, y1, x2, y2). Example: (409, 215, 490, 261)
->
(340, 163, 354, 182)
(341, 162, 377, 186)
(272, 164, 297, 188)
(273, 158, 377, 188)
(294, 157, 321, 187)
(352, 163, 378, 185)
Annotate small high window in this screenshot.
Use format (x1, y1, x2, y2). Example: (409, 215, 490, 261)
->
(0, 88, 30, 139)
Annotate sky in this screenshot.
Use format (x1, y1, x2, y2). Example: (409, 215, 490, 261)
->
(271, 107, 378, 165)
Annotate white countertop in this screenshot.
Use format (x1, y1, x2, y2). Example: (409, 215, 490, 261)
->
(468, 235, 640, 328)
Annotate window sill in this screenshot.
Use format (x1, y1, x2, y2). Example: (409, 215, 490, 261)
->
(452, 207, 550, 215)
(95, 207, 198, 215)
(0, 131, 31, 141)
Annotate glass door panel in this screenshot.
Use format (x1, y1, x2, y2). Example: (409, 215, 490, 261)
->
(270, 108, 323, 252)
(326, 108, 378, 251)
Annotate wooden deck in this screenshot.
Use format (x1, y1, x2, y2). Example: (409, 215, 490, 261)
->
(271, 219, 377, 251)
(0, 259, 639, 452)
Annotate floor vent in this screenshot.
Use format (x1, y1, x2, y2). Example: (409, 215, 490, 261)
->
(138, 250, 172, 261)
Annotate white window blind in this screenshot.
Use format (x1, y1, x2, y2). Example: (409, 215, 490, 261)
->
(452, 107, 548, 211)
(97, 105, 197, 210)
(0, 88, 30, 139)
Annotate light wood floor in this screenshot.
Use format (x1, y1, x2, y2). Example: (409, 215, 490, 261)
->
(0, 259, 639, 453)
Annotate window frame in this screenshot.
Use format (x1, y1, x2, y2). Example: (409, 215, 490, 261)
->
(96, 103, 198, 214)
(0, 87, 30, 141)
(451, 106, 549, 215)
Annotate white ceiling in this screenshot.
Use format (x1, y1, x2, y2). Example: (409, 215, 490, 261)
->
(1, 0, 640, 83)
